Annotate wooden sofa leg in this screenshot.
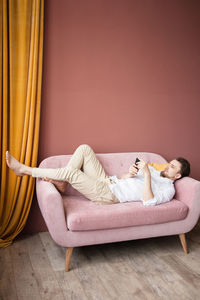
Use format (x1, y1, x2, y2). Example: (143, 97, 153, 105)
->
(179, 233, 188, 254)
(65, 247, 74, 272)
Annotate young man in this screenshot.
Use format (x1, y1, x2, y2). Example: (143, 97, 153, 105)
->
(6, 144, 190, 206)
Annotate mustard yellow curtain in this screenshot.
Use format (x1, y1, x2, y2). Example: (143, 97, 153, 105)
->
(0, 0, 44, 247)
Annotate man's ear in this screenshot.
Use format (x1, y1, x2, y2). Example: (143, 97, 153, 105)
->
(175, 173, 182, 180)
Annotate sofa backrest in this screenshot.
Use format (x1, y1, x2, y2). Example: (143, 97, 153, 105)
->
(39, 152, 167, 196)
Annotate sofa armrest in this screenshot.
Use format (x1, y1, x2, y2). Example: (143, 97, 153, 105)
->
(175, 177, 200, 208)
(174, 177, 200, 233)
(36, 179, 68, 245)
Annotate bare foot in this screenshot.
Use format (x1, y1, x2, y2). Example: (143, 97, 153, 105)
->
(43, 177, 68, 194)
(6, 151, 26, 176)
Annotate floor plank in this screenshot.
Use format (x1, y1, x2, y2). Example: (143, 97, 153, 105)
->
(55, 270, 88, 300)
(71, 246, 112, 300)
(25, 234, 65, 300)
(102, 238, 200, 300)
(39, 232, 88, 300)
(83, 244, 157, 300)
(39, 232, 66, 272)
(9, 236, 42, 300)
(0, 247, 18, 300)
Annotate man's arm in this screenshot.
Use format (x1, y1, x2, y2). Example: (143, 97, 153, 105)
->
(137, 159, 154, 202)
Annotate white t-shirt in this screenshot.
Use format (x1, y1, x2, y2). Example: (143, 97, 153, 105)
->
(109, 166, 175, 206)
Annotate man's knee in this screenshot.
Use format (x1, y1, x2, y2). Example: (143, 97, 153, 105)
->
(77, 144, 93, 153)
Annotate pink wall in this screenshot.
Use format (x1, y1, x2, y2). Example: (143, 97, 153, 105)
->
(23, 0, 200, 233)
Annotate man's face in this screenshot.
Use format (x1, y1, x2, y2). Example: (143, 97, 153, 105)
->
(161, 160, 182, 181)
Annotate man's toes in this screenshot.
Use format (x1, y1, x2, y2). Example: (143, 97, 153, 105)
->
(6, 151, 10, 165)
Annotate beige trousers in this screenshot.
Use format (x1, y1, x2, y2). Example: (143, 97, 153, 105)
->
(32, 144, 119, 204)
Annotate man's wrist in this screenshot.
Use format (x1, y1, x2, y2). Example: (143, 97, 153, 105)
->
(144, 168, 151, 177)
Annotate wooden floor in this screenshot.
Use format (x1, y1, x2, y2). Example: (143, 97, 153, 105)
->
(1, 224, 200, 300)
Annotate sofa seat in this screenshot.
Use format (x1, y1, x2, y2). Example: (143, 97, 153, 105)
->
(63, 196, 188, 231)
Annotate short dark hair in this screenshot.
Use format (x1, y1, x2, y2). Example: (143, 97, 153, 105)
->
(176, 157, 190, 178)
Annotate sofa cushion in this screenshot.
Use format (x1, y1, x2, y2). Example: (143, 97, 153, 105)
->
(63, 196, 188, 231)
(148, 163, 168, 171)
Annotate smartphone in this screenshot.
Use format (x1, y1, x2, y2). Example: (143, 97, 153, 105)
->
(135, 158, 140, 164)
(134, 157, 140, 170)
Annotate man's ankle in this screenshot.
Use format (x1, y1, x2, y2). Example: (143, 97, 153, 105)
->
(23, 166, 33, 176)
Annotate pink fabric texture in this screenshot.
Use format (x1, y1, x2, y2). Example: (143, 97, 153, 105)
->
(64, 196, 188, 231)
(36, 151, 200, 248)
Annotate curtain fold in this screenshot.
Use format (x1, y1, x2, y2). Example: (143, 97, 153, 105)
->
(0, 0, 44, 247)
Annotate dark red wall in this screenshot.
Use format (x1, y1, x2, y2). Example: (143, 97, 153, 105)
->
(23, 0, 200, 233)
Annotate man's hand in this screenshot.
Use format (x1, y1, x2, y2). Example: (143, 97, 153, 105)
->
(120, 164, 138, 179)
(137, 159, 150, 175)
(128, 164, 138, 177)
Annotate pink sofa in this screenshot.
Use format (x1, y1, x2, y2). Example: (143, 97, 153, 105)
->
(36, 151, 200, 271)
